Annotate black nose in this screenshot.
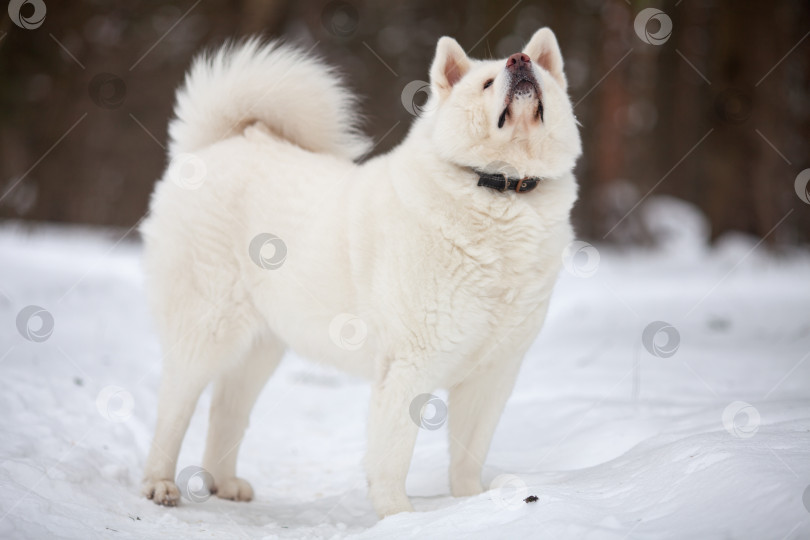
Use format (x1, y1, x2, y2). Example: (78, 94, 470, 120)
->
(506, 53, 531, 72)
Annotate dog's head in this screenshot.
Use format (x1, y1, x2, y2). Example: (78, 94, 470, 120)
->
(423, 28, 581, 179)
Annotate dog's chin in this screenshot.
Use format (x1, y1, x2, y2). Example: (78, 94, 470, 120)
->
(498, 93, 543, 129)
(498, 81, 542, 128)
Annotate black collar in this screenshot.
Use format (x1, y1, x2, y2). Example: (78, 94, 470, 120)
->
(473, 169, 541, 193)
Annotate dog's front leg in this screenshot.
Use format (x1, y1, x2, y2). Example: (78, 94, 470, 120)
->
(448, 308, 547, 497)
(448, 357, 523, 497)
(365, 361, 428, 517)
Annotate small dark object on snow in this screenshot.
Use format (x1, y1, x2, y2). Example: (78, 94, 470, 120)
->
(524, 495, 538, 503)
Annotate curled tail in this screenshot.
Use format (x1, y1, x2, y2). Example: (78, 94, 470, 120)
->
(168, 38, 370, 160)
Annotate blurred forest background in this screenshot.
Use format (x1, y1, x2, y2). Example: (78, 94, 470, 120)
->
(1, 0, 808, 245)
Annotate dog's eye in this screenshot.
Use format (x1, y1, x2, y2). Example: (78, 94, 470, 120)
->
(483, 79, 494, 90)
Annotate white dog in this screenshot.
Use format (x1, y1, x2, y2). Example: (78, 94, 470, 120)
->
(140, 28, 581, 517)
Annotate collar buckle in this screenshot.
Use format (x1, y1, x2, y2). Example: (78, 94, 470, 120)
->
(516, 177, 538, 193)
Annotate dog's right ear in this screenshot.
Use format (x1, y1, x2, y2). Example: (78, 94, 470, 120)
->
(430, 37, 470, 100)
(523, 28, 566, 89)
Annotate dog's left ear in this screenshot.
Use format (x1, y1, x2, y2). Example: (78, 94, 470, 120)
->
(523, 28, 566, 90)
(430, 37, 471, 100)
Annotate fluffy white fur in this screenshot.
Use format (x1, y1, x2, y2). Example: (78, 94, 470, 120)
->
(168, 39, 370, 160)
(141, 29, 581, 518)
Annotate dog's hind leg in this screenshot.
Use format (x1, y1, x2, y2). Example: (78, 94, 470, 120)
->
(141, 291, 257, 506)
(202, 332, 285, 501)
(141, 344, 220, 506)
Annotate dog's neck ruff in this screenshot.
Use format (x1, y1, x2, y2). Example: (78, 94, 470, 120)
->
(472, 168, 541, 194)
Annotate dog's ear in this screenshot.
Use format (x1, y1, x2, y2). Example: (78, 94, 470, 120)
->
(523, 28, 566, 90)
(430, 37, 471, 100)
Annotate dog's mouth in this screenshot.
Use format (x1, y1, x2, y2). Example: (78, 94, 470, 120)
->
(513, 78, 537, 97)
(498, 74, 543, 128)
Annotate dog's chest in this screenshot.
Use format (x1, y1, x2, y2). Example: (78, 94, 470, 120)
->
(439, 204, 560, 313)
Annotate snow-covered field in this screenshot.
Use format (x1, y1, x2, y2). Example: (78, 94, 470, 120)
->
(1, 209, 809, 539)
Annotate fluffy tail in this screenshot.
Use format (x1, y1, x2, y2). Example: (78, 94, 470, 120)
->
(168, 38, 371, 161)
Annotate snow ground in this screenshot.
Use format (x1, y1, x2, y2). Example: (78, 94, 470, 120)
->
(0, 215, 809, 540)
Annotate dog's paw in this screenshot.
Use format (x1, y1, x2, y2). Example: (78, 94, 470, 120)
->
(370, 491, 414, 518)
(142, 479, 181, 506)
(214, 477, 254, 502)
